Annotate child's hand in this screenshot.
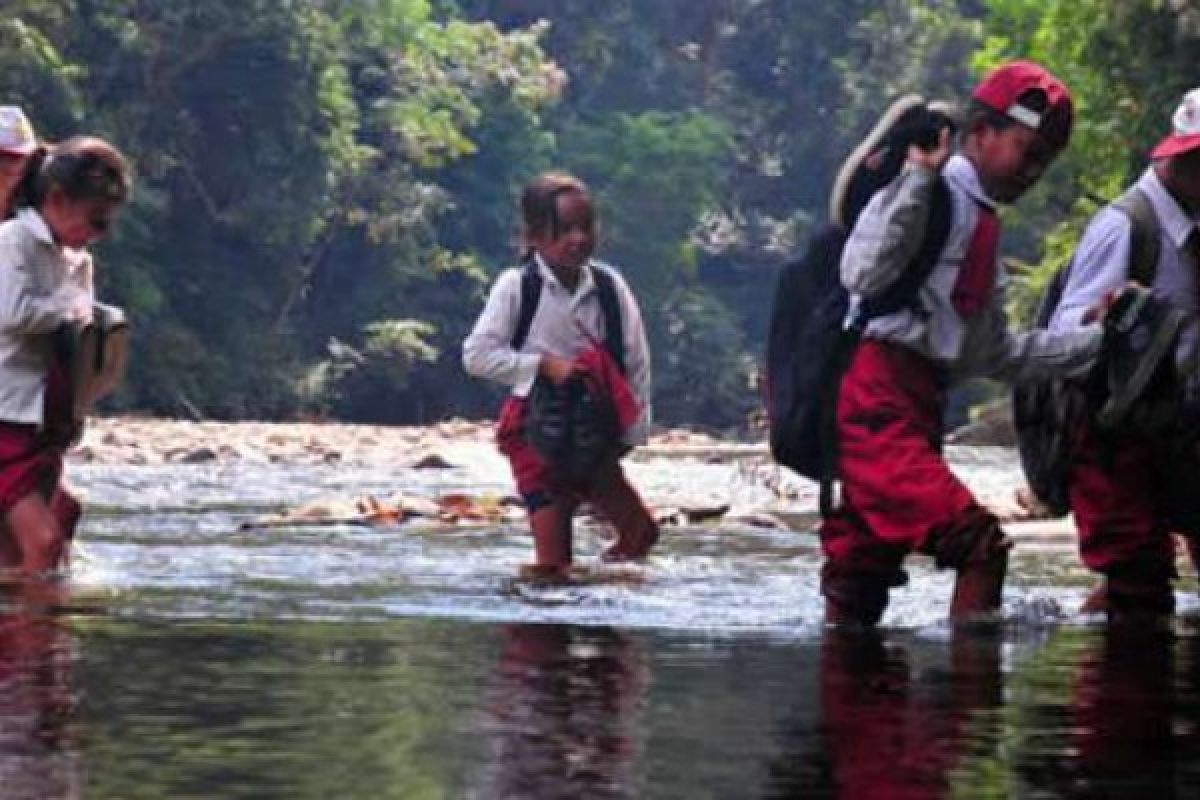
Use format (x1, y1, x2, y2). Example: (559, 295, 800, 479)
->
(538, 354, 579, 386)
(65, 295, 93, 324)
(907, 125, 952, 173)
(1082, 281, 1140, 324)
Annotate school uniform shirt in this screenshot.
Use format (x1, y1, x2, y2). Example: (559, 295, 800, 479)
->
(1049, 167, 1200, 370)
(462, 255, 653, 444)
(840, 153, 1102, 384)
(0, 209, 93, 426)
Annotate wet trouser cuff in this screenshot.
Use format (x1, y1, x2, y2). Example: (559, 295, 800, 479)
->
(821, 562, 908, 627)
(927, 508, 1011, 570)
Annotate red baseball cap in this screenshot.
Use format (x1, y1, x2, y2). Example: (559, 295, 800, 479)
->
(972, 60, 1073, 148)
(1151, 88, 1200, 159)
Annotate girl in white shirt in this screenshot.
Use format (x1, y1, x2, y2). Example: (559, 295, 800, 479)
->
(0, 136, 131, 593)
(463, 172, 658, 582)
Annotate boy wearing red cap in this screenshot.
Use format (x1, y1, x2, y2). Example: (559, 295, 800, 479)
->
(1048, 87, 1200, 617)
(823, 60, 1104, 625)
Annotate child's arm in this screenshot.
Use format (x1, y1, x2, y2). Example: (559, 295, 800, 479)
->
(972, 272, 1103, 384)
(0, 235, 91, 333)
(840, 162, 940, 298)
(462, 269, 543, 395)
(1048, 209, 1132, 332)
(615, 277, 652, 445)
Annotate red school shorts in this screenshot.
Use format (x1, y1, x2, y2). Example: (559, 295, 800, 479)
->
(497, 395, 626, 511)
(0, 365, 73, 514)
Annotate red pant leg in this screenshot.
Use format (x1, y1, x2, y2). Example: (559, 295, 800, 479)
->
(819, 341, 978, 572)
(582, 461, 659, 560)
(1068, 422, 1173, 576)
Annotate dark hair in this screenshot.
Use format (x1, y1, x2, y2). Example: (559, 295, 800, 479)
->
(7, 144, 48, 217)
(519, 171, 590, 261)
(967, 88, 1071, 149)
(16, 136, 132, 211)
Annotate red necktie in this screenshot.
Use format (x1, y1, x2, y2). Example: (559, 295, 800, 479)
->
(952, 207, 1000, 318)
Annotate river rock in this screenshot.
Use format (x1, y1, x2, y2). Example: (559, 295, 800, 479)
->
(411, 452, 456, 469)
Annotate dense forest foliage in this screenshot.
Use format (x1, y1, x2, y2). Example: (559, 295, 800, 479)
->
(2, 0, 1197, 429)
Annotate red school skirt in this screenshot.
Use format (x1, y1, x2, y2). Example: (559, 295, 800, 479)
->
(0, 365, 74, 514)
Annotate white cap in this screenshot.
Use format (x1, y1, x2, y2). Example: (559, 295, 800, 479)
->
(0, 106, 37, 156)
(1151, 87, 1200, 159)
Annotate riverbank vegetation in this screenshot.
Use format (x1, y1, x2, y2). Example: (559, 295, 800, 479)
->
(2, 0, 1195, 429)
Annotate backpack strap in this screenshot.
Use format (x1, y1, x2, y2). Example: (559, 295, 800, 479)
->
(510, 260, 542, 351)
(510, 260, 627, 374)
(590, 264, 627, 374)
(1112, 187, 1162, 286)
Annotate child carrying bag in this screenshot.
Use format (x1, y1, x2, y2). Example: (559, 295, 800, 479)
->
(512, 262, 637, 482)
(765, 96, 955, 513)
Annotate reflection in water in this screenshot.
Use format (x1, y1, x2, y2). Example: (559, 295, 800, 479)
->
(474, 624, 647, 800)
(766, 628, 1004, 799)
(0, 609, 80, 799)
(1020, 623, 1191, 798)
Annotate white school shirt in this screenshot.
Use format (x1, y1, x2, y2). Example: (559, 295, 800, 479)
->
(840, 154, 1102, 384)
(0, 209, 94, 426)
(462, 255, 653, 444)
(1050, 167, 1200, 371)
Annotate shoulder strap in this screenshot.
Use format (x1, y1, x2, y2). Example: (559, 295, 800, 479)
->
(1112, 187, 1162, 286)
(1033, 187, 1164, 328)
(591, 265, 627, 374)
(510, 261, 627, 374)
(510, 260, 542, 351)
(858, 175, 954, 320)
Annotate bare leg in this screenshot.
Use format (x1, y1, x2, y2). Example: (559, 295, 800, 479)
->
(521, 498, 577, 581)
(587, 464, 659, 562)
(7, 493, 64, 573)
(950, 553, 1008, 620)
(4, 493, 67, 609)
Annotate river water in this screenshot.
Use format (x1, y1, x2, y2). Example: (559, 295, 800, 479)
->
(2, 447, 1198, 798)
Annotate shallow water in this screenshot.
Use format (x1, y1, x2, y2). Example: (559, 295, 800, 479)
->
(1, 448, 1198, 798)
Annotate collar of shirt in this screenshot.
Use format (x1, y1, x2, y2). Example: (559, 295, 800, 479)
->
(534, 252, 596, 303)
(943, 154, 996, 211)
(14, 207, 90, 274)
(15, 207, 56, 246)
(1136, 167, 1197, 249)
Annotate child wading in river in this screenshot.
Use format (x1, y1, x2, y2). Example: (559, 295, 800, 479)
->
(463, 172, 659, 581)
(0, 136, 132, 598)
(822, 61, 1104, 625)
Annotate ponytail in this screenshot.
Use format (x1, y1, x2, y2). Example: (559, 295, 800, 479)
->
(8, 144, 49, 213)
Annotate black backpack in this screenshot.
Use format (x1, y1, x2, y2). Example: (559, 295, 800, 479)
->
(1012, 187, 1163, 516)
(512, 260, 628, 479)
(765, 95, 956, 513)
(765, 180, 953, 513)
